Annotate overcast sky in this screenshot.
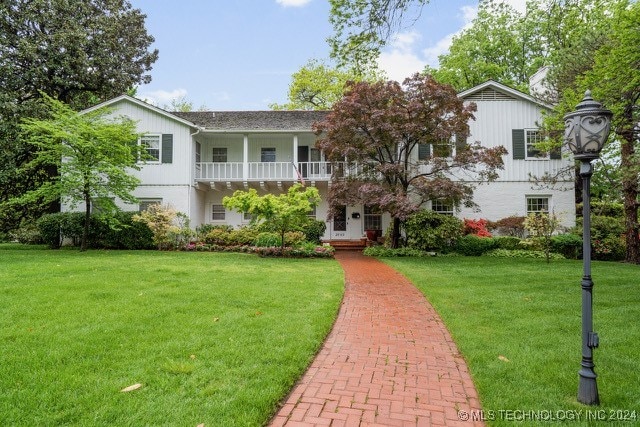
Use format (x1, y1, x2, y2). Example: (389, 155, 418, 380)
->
(129, 0, 527, 110)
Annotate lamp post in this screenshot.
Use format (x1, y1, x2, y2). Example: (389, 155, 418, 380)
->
(563, 90, 612, 406)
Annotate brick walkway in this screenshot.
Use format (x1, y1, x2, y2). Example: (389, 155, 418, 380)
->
(269, 251, 484, 427)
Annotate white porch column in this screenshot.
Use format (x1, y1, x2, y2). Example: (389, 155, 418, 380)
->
(243, 134, 249, 180)
(293, 134, 298, 180)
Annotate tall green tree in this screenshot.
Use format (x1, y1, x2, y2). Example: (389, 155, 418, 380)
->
(328, 0, 429, 74)
(574, 1, 639, 263)
(12, 94, 142, 251)
(0, 0, 158, 232)
(271, 59, 382, 111)
(427, 0, 545, 92)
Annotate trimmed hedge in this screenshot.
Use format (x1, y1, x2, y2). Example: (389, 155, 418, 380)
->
(454, 235, 499, 256)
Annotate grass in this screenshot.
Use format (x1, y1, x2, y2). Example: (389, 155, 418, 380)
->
(0, 246, 344, 426)
(382, 256, 640, 426)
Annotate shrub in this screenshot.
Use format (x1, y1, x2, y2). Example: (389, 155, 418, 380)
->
(254, 232, 281, 247)
(485, 249, 565, 260)
(133, 205, 193, 250)
(577, 200, 624, 217)
(363, 246, 431, 257)
(463, 218, 492, 237)
(10, 221, 43, 244)
(228, 227, 259, 246)
(524, 212, 561, 263)
(493, 236, 522, 250)
(405, 210, 463, 252)
(284, 231, 305, 246)
(489, 216, 526, 237)
(577, 215, 625, 241)
(550, 234, 582, 259)
(88, 212, 154, 250)
(454, 235, 499, 256)
(300, 219, 327, 244)
(593, 235, 626, 261)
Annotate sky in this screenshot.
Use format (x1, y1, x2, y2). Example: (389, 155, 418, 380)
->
(129, 0, 527, 110)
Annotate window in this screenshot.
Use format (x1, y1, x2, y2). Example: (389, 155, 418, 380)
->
(364, 205, 382, 231)
(212, 204, 226, 221)
(432, 200, 454, 215)
(261, 147, 276, 162)
(212, 147, 227, 162)
(139, 199, 162, 212)
(433, 140, 453, 158)
(526, 196, 550, 214)
(307, 206, 317, 219)
(140, 134, 160, 161)
(526, 130, 547, 159)
(243, 212, 252, 222)
(90, 197, 115, 214)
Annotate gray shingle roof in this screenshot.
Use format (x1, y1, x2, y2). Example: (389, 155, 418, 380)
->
(172, 110, 329, 131)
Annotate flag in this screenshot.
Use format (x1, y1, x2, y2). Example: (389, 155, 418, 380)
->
(292, 161, 305, 186)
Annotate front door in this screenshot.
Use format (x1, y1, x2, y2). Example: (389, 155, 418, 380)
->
(330, 206, 364, 240)
(330, 205, 347, 239)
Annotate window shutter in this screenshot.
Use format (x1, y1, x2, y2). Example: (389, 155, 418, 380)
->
(161, 134, 173, 164)
(418, 143, 431, 160)
(512, 129, 525, 160)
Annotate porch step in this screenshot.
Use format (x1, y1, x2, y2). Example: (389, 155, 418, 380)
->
(325, 239, 368, 251)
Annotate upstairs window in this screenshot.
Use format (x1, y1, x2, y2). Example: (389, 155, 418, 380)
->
(139, 134, 173, 163)
(212, 147, 227, 162)
(526, 130, 546, 159)
(140, 134, 160, 162)
(261, 147, 276, 162)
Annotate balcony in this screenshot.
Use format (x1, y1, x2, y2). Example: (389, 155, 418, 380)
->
(195, 161, 338, 182)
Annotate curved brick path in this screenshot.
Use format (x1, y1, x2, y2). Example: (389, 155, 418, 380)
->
(269, 251, 484, 427)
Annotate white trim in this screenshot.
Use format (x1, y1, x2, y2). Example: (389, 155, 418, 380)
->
(80, 94, 198, 128)
(458, 80, 553, 110)
(138, 133, 162, 164)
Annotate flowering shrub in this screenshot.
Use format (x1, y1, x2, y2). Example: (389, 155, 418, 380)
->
(133, 204, 193, 250)
(463, 218, 492, 237)
(593, 235, 626, 261)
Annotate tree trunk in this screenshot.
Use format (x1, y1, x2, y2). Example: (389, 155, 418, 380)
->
(82, 193, 91, 252)
(390, 217, 401, 249)
(620, 132, 639, 263)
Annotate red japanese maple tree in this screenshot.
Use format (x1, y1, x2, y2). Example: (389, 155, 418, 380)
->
(313, 74, 507, 248)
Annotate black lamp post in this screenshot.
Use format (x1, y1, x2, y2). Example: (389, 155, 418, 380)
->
(563, 90, 612, 406)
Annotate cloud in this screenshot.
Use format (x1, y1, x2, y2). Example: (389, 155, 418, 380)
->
(377, 30, 428, 82)
(275, 0, 311, 7)
(138, 88, 188, 106)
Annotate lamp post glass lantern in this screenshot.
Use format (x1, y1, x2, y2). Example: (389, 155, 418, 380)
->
(563, 90, 612, 406)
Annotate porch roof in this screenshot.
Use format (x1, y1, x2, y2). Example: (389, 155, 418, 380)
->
(172, 110, 329, 132)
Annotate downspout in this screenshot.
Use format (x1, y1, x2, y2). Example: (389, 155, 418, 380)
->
(189, 126, 203, 227)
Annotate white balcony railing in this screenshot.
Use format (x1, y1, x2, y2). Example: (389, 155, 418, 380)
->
(195, 161, 343, 181)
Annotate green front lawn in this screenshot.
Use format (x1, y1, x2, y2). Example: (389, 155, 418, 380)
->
(0, 247, 343, 426)
(383, 256, 640, 426)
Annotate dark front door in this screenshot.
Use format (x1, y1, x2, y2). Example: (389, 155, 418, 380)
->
(333, 205, 347, 232)
(297, 146, 309, 178)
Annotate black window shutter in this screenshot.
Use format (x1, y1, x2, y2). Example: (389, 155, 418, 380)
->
(418, 143, 431, 160)
(161, 134, 173, 164)
(512, 129, 525, 160)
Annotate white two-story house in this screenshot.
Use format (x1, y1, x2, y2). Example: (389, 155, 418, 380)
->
(77, 80, 574, 242)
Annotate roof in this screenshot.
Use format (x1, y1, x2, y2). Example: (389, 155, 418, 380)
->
(80, 95, 197, 128)
(172, 110, 329, 131)
(458, 80, 553, 110)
